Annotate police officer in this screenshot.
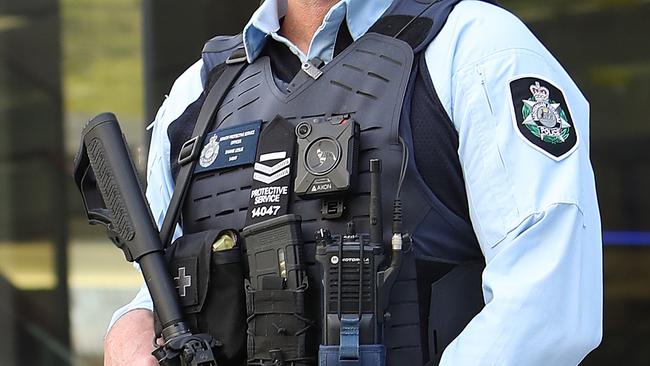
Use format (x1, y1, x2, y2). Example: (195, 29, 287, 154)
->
(104, 1, 603, 365)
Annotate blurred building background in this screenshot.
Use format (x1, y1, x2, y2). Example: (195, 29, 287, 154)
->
(0, 0, 647, 365)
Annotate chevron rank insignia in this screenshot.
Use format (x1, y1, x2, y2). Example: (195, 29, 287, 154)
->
(509, 76, 578, 161)
(253, 152, 291, 184)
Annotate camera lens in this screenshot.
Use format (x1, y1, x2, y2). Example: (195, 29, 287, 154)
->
(296, 122, 311, 138)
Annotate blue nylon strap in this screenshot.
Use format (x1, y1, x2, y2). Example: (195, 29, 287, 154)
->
(339, 315, 361, 362)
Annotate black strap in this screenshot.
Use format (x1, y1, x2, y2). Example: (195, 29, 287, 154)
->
(159, 50, 248, 248)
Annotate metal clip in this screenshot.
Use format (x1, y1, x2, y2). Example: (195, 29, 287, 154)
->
(269, 349, 285, 365)
(226, 48, 248, 64)
(301, 60, 323, 80)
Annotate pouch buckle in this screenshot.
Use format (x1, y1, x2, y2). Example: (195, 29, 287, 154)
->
(178, 136, 200, 166)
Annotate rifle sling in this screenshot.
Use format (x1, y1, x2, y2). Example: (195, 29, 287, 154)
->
(159, 51, 248, 248)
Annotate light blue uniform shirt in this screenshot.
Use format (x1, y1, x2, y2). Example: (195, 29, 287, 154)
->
(112, 1, 603, 365)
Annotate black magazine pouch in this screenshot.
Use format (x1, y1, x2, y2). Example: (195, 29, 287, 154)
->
(242, 215, 313, 365)
(154, 229, 247, 365)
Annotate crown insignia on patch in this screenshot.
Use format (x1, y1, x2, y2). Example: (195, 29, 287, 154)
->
(530, 82, 549, 102)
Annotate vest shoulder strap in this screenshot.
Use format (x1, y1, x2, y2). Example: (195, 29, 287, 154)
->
(200, 34, 245, 86)
(202, 34, 244, 54)
(371, 0, 498, 53)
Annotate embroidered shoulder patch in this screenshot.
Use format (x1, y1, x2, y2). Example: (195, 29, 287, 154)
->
(509, 76, 578, 161)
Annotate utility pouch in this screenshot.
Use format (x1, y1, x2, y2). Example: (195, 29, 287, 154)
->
(242, 214, 313, 365)
(154, 229, 247, 365)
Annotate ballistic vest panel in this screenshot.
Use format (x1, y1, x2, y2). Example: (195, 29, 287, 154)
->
(166, 0, 497, 364)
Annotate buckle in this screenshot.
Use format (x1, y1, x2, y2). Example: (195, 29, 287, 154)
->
(226, 48, 247, 64)
(178, 136, 200, 166)
(321, 200, 345, 219)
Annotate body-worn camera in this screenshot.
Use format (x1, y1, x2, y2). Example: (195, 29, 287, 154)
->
(294, 115, 359, 197)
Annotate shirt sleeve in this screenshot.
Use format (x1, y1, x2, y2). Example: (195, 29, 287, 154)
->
(106, 59, 205, 331)
(425, 3, 603, 365)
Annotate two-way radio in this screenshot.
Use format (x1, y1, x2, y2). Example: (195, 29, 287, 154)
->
(315, 159, 406, 366)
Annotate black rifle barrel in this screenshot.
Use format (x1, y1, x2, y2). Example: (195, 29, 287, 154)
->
(79, 112, 186, 333)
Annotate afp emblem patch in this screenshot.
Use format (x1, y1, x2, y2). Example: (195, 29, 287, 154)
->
(199, 135, 220, 168)
(509, 76, 578, 161)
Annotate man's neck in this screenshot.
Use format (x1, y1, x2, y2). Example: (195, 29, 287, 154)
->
(281, 0, 340, 55)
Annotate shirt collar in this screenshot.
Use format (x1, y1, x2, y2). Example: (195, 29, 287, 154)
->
(243, 0, 393, 63)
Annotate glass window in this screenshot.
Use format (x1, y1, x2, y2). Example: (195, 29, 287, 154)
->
(62, 0, 144, 363)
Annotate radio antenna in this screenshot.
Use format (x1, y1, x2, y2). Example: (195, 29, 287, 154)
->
(369, 159, 383, 245)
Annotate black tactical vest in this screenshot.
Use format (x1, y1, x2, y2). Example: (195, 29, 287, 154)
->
(165, 0, 498, 364)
